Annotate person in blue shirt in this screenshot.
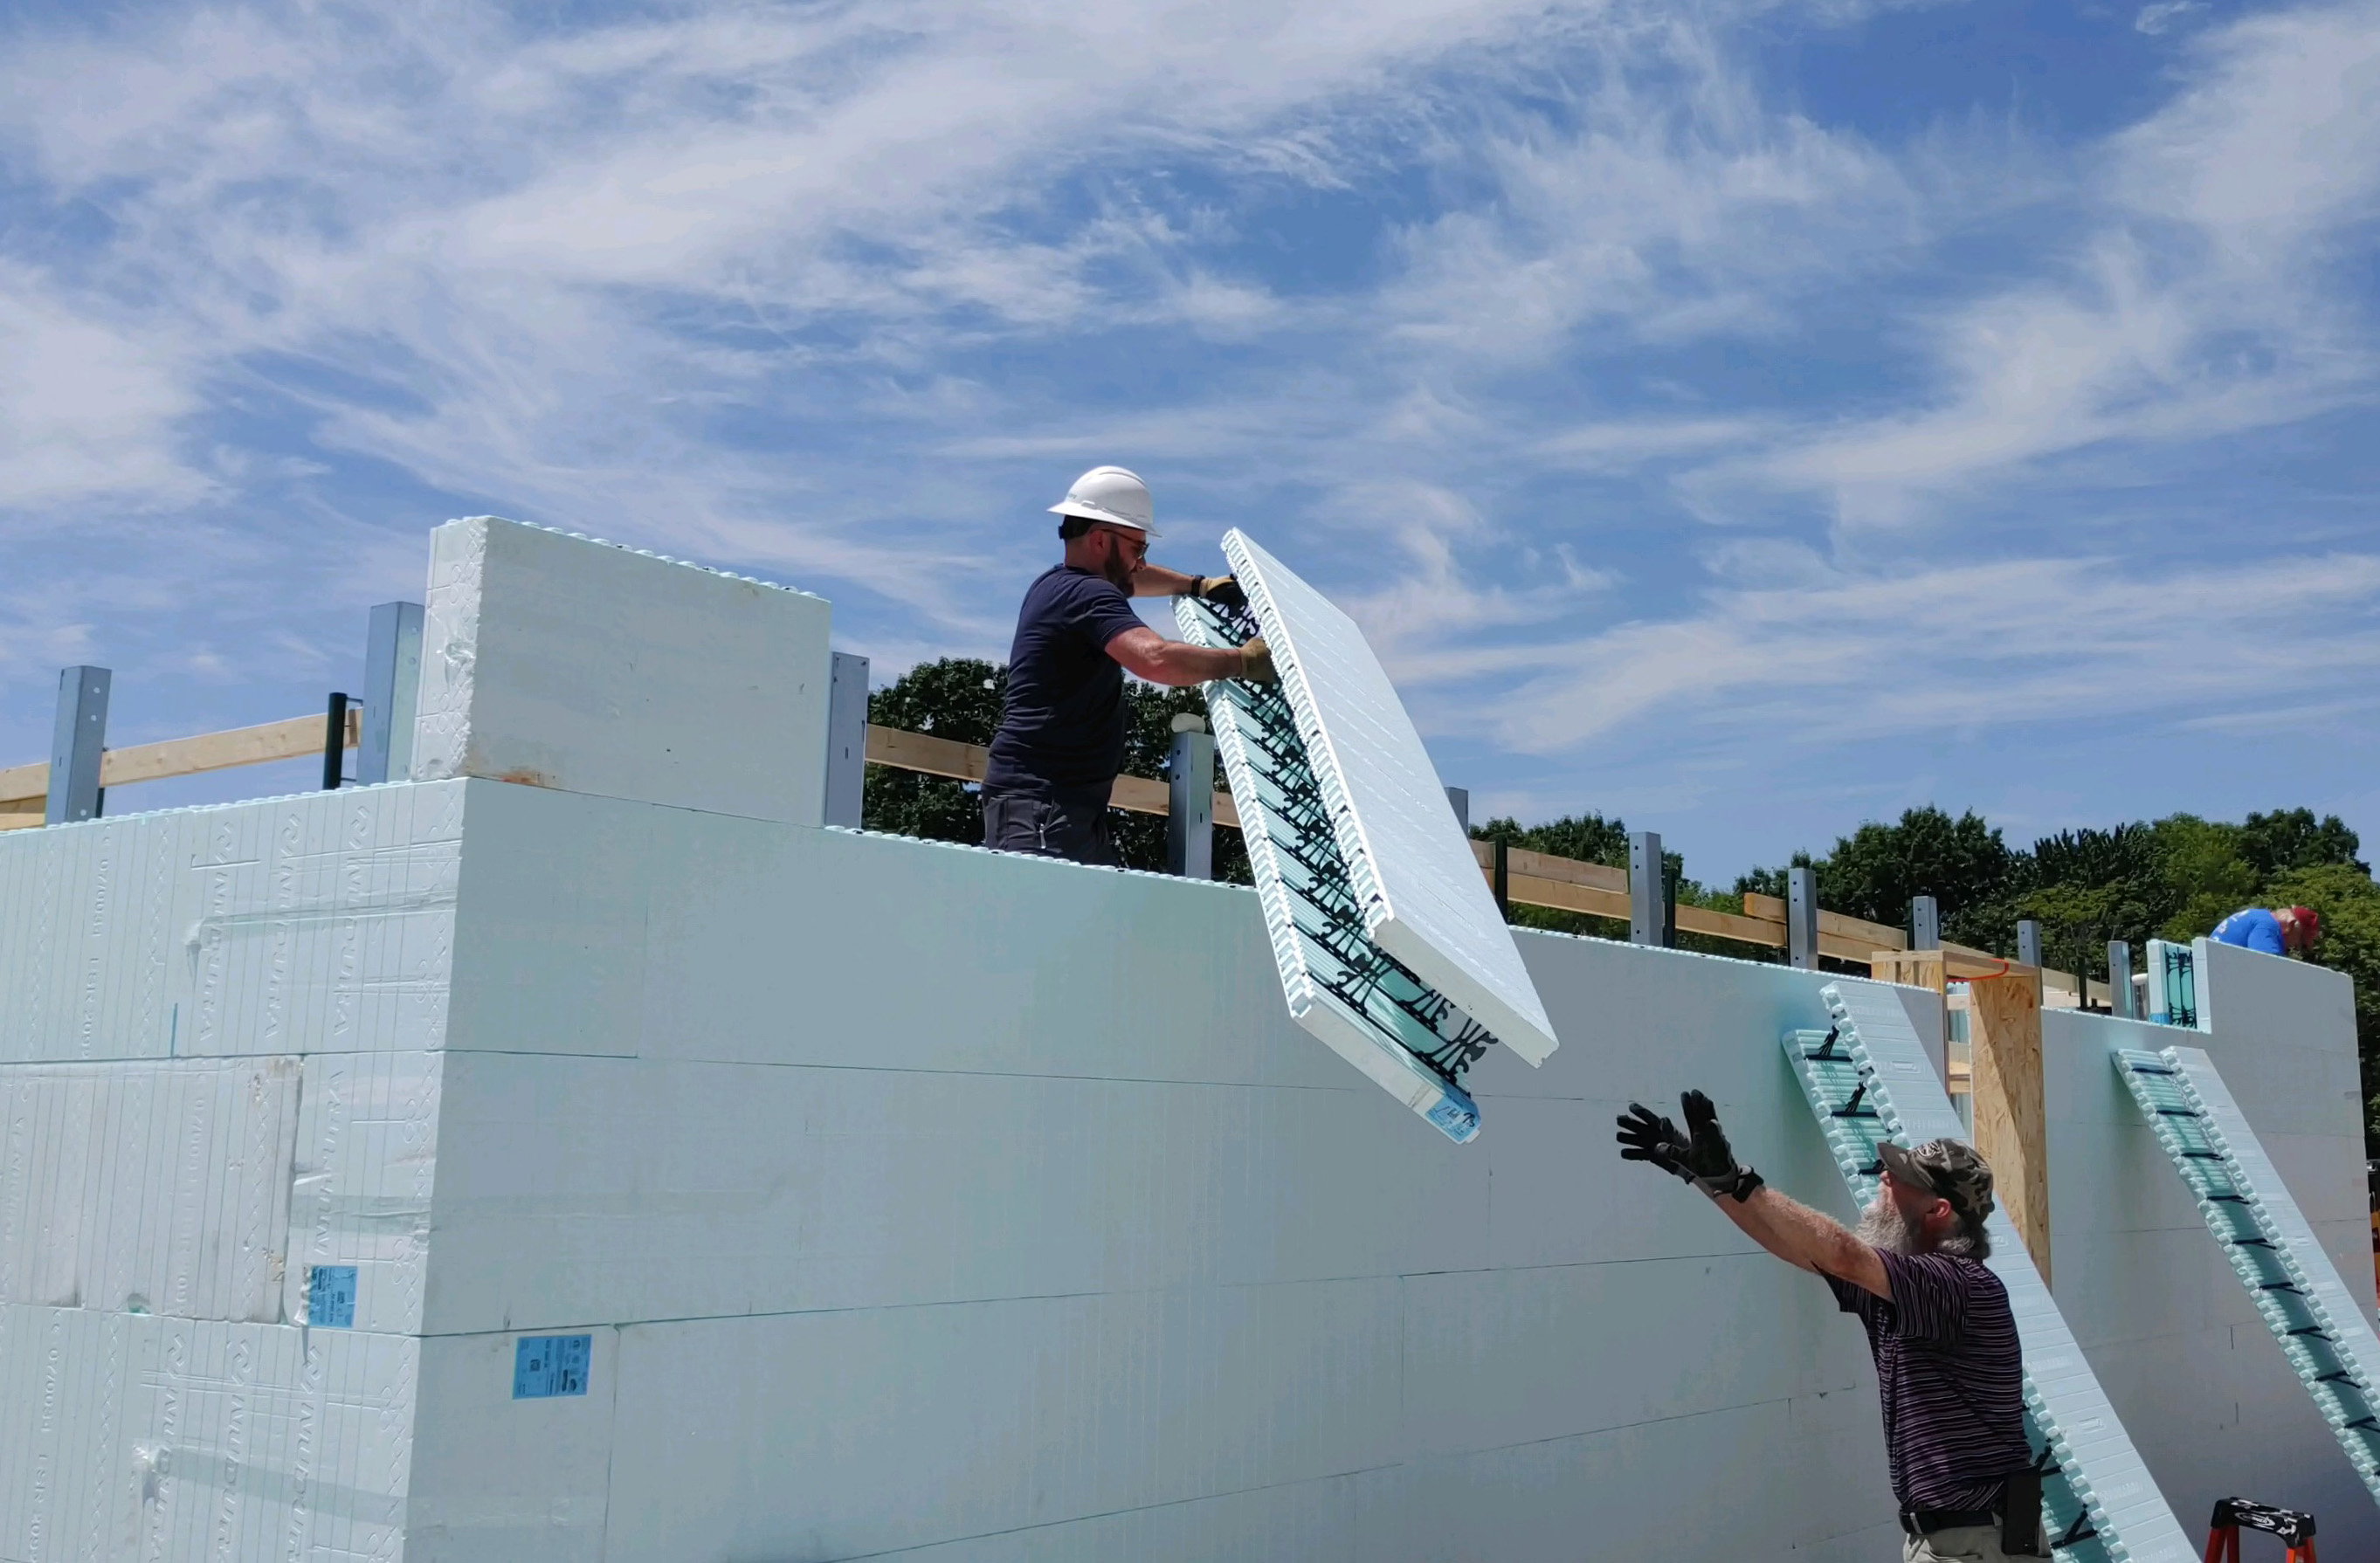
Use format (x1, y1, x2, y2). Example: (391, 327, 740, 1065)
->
(2210, 904, 2321, 956)
(982, 466, 1276, 866)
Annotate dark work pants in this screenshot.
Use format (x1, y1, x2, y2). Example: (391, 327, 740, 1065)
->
(982, 788, 1121, 867)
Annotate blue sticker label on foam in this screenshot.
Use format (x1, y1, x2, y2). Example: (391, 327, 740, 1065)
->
(307, 1265, 357, 1328)
(513, 1334, 592, 1399)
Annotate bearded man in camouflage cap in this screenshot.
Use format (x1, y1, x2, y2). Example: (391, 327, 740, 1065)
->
(1618, 1094, 2039, 1561)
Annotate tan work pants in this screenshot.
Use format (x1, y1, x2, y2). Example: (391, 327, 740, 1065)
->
(1904, 1523, 2016, 1563)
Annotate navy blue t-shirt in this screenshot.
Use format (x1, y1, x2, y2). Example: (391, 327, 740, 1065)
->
(984, 565, 1147, 795)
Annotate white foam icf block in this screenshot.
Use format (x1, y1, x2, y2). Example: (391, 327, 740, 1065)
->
(411, 516, 832, 824)
(285, 1050, 442, 1336)
(0, 1050, 442, 1338)
(0, 1058, 300, 1323)
(0, 782, 464, 1066)
(0, 1302, 417, 1563)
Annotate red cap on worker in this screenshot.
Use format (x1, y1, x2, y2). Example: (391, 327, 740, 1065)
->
(2289, 905, 2320, 940)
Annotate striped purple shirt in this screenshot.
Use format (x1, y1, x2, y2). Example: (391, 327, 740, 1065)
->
(1827, 1250, 2032, 1510)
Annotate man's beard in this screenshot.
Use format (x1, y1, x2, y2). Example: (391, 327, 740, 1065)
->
(1099, 548, 1136, 591)
(1858, 1196, 1925, 1255)
(1857, 1196, 1990, 1260)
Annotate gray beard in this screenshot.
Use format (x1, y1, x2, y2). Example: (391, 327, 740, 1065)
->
(1858, 1197, 1924, 1255)
(1857, 1195, 1990, 1261)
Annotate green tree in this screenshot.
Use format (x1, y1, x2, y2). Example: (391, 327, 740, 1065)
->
(2141, 814, 2259, 944)
(863, 658, 1005, 845)
(1756, 807, 2020, 948)
(2241, 808, 2370, 878)
(1474, 812, 1630, 869)
(2013, 825, 2165, 988)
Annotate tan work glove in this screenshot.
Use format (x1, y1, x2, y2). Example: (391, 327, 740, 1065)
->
(1190, 575, 1248, 609)
(1238, 637, 1278, 684)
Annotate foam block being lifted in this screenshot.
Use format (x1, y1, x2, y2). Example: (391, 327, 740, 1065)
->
(411, 517, 832, 824)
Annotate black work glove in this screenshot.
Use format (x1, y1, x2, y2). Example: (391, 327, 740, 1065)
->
(1618, 1092, 1764, 1202)
(1616, 1102, 1694, 1182)
(1678, 1090, 1763, 1202)
(1192, 575, 1248, 609)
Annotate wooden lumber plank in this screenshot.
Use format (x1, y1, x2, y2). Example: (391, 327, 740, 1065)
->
(1675, 903, 1787, 947)
(1495, 871, 1631, 922)
(1969, 969, 2050, 1284)
(101, 710, 356, 788)
(1108, 774, 1168, 816)
(865, 724, 986, 784)
(1742, 892, 1909, 953)
(0, 710, 360, 812)
(1871, 948, 1947, 995)
(1935, 940, 2096, 1005)
(1469, 838, 1629, 892)
(1485, 868, 1790, 948)
(1938, 940, 2052, 986)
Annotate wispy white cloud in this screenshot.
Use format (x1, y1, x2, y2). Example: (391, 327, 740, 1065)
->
(2136, 0, 2210, 35)
(1727, 2, 2380, 529)
(0, 266, 208, 515)
(1376, 32, 1919, 368)
(4, 0, 2380, 871)
(1473, 550, 2380, 753)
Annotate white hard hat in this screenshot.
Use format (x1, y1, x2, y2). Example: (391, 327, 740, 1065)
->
(1049, 465, 1158, 538)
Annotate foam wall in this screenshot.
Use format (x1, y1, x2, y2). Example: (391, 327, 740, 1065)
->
(0, 518, 2368, 1560)
(2045, 945, 2370, 1537)
(0, 782, 458, 1562)
(3, 770, 2370, 1560)
(413, 782, 2373, 1561)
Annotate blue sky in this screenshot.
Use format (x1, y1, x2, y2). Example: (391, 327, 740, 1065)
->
(3, 0, 2378, 884)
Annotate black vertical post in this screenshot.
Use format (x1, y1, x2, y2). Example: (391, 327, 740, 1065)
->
(1662, 861, 1680, 948)
(1493, 837, 1509, 919)
(323, 692, 350, 790)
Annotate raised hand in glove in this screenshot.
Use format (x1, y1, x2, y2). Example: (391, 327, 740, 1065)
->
(1616, 1102, 1694, 1183)
(1617, 1091, 1763, 1202)
(1238, 637, 1278, 684)
(1678, 1090, 1763, 1202)
(1191, 575, 1248, 609)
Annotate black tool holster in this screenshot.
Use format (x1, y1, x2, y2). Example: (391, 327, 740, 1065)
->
(1999, 1469, 2046, 1557)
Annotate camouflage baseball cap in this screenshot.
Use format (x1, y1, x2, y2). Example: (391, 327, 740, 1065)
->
(1879, 1138, 1996, 1225)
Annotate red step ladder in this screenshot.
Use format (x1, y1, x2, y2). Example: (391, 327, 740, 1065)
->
(2204, 1498, 2315, 1563)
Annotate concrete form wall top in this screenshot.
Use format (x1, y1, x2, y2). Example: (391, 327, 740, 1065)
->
(412, 516, 832, 826)
(0, 760, 2371, 1555)
(410, 785, 2374, 1559)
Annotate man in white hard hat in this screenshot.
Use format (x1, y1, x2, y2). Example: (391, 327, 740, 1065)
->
(982, 465, 1275, 866)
